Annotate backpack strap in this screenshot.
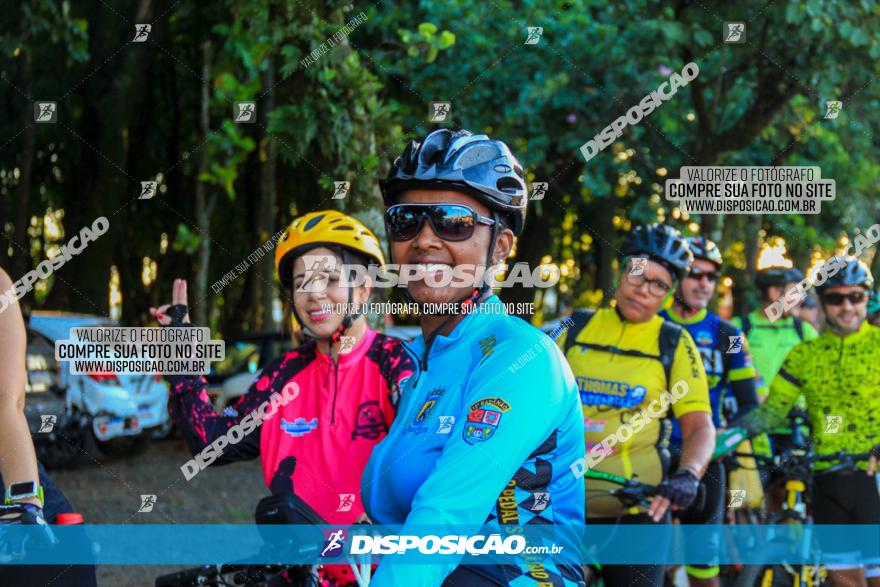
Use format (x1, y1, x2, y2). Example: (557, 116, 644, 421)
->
(739, 314, 752, 337)
(657, 320, 684, 386)
(563, 309, 596, 356)
(793, 317, 804, 341)
(565, 308, 682, 388)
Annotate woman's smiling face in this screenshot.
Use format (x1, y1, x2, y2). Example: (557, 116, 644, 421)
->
(291, 246, 369, 337)
(389, 189, 513, 304)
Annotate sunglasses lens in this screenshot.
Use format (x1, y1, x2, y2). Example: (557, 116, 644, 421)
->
(824, 292, 866, 305)
(689, 272, 719, 281)
(385, 205, 477, 242)
(432, 205, 475, 241)
(385, 208, 421, 241)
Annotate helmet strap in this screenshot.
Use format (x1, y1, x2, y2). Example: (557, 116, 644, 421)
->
(418, 211, 500, 371)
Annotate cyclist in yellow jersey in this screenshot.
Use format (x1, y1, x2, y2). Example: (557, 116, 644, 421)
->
(559, 224, 714, 587)
(737, 258, 880, 587)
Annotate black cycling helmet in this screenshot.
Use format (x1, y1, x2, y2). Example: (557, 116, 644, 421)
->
(621, 224, 693, 281)
(687, 237, 723, 268)
(380, 129, 528, 235)
(755, 266, 803, 290)
(815, 256, 874, 292)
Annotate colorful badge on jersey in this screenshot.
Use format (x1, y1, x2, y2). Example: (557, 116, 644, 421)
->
(583, 417, 606, 433)
(695, 330, 713, 347)
(406, 386, 444, 434)
(352, 401, 387, 440)
(280, 417, 318, 437)
(463, 397, 510, 444)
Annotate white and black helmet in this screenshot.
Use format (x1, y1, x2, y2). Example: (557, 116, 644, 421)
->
(380, 129, 528, 234)
(816, 257, 874, 292)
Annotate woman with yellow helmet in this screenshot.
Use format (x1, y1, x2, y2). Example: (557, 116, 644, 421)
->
(150, 210, 415, 586)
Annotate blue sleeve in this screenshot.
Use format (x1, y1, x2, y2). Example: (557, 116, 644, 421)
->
(726, 326, 758, 418)
(369, 334, 577, 586)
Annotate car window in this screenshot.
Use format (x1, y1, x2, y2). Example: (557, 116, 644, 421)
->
(26, 330, 60, 393)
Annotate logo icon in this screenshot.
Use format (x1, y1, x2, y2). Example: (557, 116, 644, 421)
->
(525, 27, 543, 45)
(629, 257, 647, 276)
(296, 254, 338, 293)
(530, 182, 548, 201)
(407, 387, 445, 434)
(824, 415, 843, 434)
(138, 494, 157, 513)
(464, 397, 510, 445)
(280, 417, 319, 437)
(429, 101, 452, 122)
(234, 101, 256, 124)
(338, 336, 356, 354)
(38, 415, 57, 433)
(336, 494, 355, 512)
(139, 181, 157, 200)
(723, 22, 746, 44)
(531, 492, 550, 511)
(728, 489, 746, 508)
(133, 24, 151, 42)
(437, 416, 455, 434)
(824, 101, 842, 120)
(332, 181, 350, 200)
(320, 529, 346, 558)
(727, 335, 743, 354)
(34, 102, 57, 123)
(352, 401, 387, 440)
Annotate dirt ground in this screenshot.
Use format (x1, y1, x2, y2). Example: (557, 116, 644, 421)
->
(48, 434, 266, 587)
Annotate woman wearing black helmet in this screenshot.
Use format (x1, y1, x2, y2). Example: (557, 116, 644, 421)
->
(361, 129, 585, 586)
(557, 223, 715, 587)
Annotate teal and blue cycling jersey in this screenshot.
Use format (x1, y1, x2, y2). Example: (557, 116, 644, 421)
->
(362, 296, 586, 586)
(660, 308, 758, 445)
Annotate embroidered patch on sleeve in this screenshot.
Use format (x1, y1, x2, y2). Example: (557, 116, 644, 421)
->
(463, 397, 510, 444)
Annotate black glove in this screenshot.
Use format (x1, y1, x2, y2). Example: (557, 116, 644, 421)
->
(657, 469, 701, 509)
(0, 503, 58, 560)
(164, 304, 191, 327)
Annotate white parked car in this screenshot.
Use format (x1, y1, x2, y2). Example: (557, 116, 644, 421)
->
(28, 311, 171, 463)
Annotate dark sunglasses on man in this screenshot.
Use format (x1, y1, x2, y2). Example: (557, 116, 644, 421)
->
(821, 291, 867, 306)
(385, 203, 496, 242)
(686, 269, 720, 283)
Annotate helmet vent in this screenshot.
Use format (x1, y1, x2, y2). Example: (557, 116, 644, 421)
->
(497, 177, 523, 195)
(456, 144, 499, 168)
(304, 215, 325, 231)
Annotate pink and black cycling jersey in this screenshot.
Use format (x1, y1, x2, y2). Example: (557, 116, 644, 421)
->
(167, 328, 414, 524)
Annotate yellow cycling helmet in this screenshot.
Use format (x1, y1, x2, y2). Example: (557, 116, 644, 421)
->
(275, 210, 386, 290)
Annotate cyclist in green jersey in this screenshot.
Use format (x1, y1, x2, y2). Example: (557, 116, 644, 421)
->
(732, 267, 818, 400)
(737, 258, 880, 587)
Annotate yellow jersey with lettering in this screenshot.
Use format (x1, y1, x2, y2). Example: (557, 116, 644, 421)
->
(558, 307, 711, 517)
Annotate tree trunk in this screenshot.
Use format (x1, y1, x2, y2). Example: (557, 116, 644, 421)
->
(193, 40, 213, 327)
(258, 59, 278, 330)
(11, 49, 34, 284)
(594, 195, 616, 304)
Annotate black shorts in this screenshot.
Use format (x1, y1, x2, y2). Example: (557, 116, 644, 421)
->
(812, 470, 880, 525)
(676, 460, 725, 575)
